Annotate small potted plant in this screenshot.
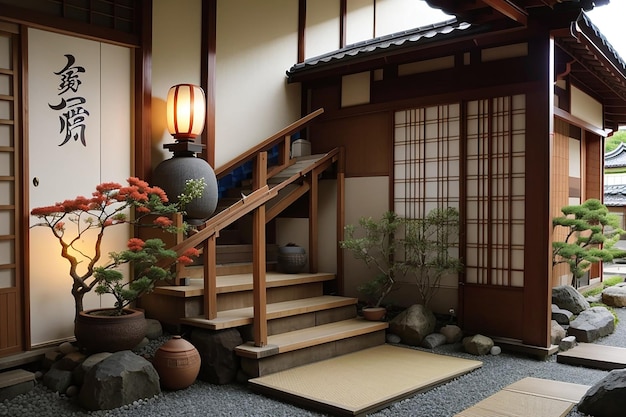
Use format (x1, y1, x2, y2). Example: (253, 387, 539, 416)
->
(340, 211, 405, 320)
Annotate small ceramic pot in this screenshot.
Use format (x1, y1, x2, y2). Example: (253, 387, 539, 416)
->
(153, 335, 201, 390)
(362, 307, 386, 321)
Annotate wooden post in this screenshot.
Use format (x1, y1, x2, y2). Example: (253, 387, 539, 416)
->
(308, 167, 320, 273)
(253, 152, 268, 346)
(204, 235, 217, 319)
(336, 147, 346, 295)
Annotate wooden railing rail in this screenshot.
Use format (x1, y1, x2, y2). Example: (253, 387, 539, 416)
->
(214, 108, 324, 178)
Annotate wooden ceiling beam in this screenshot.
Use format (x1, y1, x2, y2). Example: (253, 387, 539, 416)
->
(482, 0, 528, 25)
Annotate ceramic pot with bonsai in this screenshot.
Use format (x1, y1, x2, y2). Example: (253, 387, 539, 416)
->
(362, 306, 386, 321)
(277, 243, 307, 273)
(74, 307, 147, 353)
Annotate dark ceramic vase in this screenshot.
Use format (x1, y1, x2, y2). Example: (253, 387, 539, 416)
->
(74, 308, 147, 353)
(277, 244, 307, 273)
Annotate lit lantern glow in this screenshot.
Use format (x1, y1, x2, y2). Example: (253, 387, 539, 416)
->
(166, 84, 206, 140)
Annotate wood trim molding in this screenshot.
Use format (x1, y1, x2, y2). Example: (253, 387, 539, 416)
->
(201, 0, 216, 167)
(553, 107, 610, 137)
(134, 0, 153, 180)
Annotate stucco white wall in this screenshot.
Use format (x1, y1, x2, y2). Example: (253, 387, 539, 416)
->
(571, 85, 603, 129)
(214, 0, 301, 168)
(151, 0, 203, 167)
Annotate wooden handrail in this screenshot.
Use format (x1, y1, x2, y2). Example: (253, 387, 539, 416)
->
(169, 185, 277, 255)
(214, 108, 324, 178)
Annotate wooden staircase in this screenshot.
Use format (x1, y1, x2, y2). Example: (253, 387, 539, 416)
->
(140, 108, 388, 378)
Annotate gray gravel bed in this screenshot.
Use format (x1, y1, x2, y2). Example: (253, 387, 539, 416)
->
(2, 308, 625, 417)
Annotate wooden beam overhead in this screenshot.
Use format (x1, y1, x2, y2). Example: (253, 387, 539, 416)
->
(482, 0, 528, 25)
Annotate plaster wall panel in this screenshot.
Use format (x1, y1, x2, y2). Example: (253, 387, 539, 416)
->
(152, 0, 202, 167)
(306, 0, 340, 59)
(571, 85, 603, 128)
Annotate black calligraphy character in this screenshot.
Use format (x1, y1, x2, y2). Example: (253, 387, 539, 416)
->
(54, 54, 85, 95)
(49, 97, 90, 146)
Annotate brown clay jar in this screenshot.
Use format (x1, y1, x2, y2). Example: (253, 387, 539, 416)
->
(153, 335, 201, 390)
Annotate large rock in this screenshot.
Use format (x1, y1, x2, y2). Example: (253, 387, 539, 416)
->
(567, 306, 615, 343)
(389, 304, 436, 346)
(551, 320, 566, 345)
(79, 350, 160, 411)
(191, 328, 243, 384)
(552, 285, 589, 314)
(578, 368, 626, 417)
(551, 304, 573, 326)
(462, 334, 494, 355)
(602, 283, 626, 307)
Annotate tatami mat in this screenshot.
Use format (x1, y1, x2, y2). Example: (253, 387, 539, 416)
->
(249, 344, 483, 416)
(455, 377, 591, 417)
(557, 342, 626, 370)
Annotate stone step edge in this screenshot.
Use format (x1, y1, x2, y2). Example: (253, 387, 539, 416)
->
(0, 369, 35, 389)
(235, 318, 389, 359)
(180, 295, 357, 330)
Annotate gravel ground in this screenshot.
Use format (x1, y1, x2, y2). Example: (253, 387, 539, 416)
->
(1, 308, 624, 417)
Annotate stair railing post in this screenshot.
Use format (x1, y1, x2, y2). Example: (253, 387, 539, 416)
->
(252, 151, 268, 347)
(203, 235, 217, 319)
(173, 212, 186, 286)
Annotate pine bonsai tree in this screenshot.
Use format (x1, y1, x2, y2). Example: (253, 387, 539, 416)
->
(552, 198, 626, 288)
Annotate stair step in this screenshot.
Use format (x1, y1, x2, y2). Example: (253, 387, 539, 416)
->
(180, 295, 356, 330)
(152, 272, 335, 298)
(0, 369, 35, 389)
(235, 318, 388, 359)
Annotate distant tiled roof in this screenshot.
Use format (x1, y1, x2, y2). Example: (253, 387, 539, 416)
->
(286, 19, 474, 80)
(605, 142, 626, 169)
(604, 184, 626, 207)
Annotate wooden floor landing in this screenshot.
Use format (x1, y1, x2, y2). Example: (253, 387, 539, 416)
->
(455, 377, 590, 417)
(557, 343, 626, 370)
(249, 344, 482, 416)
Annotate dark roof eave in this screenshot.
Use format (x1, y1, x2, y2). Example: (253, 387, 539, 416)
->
(286, 19, 481, 83)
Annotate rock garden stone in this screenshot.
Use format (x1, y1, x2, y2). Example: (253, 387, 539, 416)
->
(388, 304, 436, 346)
(79, 350, 160, 411)
(43, 367, 73, 394)
(567, 306, 615, 343)
(559, 335, 577, 351)
(439, 324, 463, 343)
(73, 352, 112, 386)
(551, 320, 566, 345)
(421, 332, 447, 349)
(601, 283, 626, 307)
(551, 304, 573, 325)
(552, 285, 589, 314)
(59, 341, 78, 355)
(578, 368, 626, 417)
(145, 319, 163, 340)
(490, 346, 501, 355)
(462, 334, 494, 355)
(386, 333, 401, 344)
(191, 328, 243, 384)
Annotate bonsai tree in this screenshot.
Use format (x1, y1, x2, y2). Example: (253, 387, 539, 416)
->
(402, 207, 463, 308)
(340, 211, 404, 308)
(94, 238, 200, 315)
(30, 177, 205, 319)
(552, 198, 626, 288)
